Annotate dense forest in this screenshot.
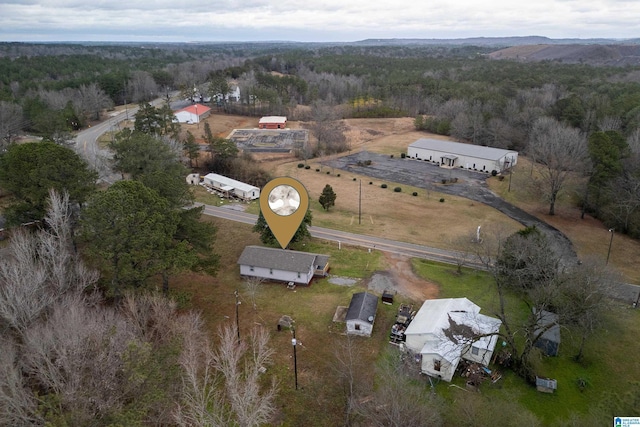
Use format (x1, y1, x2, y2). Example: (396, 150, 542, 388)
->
(2, 41, 640, 235)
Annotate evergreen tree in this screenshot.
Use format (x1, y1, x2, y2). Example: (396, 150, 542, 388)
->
(253, 209, 312, 247)
(319, 184, 337, 211)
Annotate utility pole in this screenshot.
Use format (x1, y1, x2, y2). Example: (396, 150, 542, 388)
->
(234, 290, 240, 344)
(292, 326, 298, 390)
(358, 179, 362, 225)
(606, 229, 614, 265)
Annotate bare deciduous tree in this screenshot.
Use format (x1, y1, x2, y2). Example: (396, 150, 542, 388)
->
(527, 117, 588, 215)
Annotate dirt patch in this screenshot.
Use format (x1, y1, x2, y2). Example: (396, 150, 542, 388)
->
(366, 252, 439, 302)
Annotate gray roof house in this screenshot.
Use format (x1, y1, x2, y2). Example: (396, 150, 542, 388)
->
(407, 138, 518, 174)
(345, 292, 378, 337)
(237, 245, 329, 285)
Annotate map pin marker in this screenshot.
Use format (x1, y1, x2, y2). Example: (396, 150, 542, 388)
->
(260, 177, 309, 249)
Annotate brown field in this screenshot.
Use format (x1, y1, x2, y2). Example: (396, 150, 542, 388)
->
(189, 113, 640, 284)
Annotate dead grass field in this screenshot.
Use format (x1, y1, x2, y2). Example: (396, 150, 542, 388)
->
(191, 113, 640, 284)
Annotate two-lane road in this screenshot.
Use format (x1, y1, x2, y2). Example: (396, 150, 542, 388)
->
(196, 203, 484, 269)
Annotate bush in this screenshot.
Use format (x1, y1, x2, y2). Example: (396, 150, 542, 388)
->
(365, 160, 372, 166)
(297, 163, 304, 168)
(491, 170, 498, 176)
(326, 171, 330, 174)
(305, 165, 310, 170)
(400, 153, 406, 158)
(369, 181, 373, 185)
(381, 183, 388, 188)
(439, 198, 445, 203)
(337, 173, 340, 177)
(394, 187, 402, 192)
(412, 192, 418, 196)
(353, 178, 357, 181)
(390, 154, 394, 158)
(316, 168, 320, 172)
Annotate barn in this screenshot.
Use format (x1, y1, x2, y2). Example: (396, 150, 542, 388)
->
(237, 245, 330, 285)
(404, 298, 502, 382)
(407, 138, 518, 174)
(258, 116, 287, 129)
(345, 292, 378, 337)
(174, 104, 211, 124)
(202, 173, 260, 201)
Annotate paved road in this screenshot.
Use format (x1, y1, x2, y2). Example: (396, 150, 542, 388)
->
(198, 203, 640, 304)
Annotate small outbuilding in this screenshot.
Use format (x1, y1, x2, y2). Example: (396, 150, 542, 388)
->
(345, 292, 378, 337)
(407, 138, 518, 174)
(174, 103, 211, 124)
(533, 309, 561, 357)
(258, 116, 287, 129)
(238, 246, 330, 285)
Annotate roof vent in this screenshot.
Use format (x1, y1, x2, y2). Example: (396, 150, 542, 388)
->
(368, 316, 374, 323)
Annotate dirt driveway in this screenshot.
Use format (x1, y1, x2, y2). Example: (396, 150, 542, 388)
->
(365, 252, 439, 301)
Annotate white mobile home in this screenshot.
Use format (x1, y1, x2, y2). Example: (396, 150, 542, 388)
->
(407, 138, 518, 174)
(404, 298, 501, 382)
(202, 173, 260, 201)
(237, 246, 330, 285)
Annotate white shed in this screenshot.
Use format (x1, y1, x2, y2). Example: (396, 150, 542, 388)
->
(407, 138, 518, 174)
(345, 292, 378, 337)
(404, 298, 501, 382)
(202, 173, 260, 201)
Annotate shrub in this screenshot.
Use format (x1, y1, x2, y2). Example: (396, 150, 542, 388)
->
(297, 163, 304, 168)
(381, 183, 388, 188)
(316, 168, 320, 172)
(442, 179, 447, 184)
(491, 170, 498, 176)
(439, 198, 445, 203)
(353, 178, 357, 181)
(412, 192, 418, 196)
(326, 171, 330, 174)
(400, 153, 406, 158)
(394, 187, 402, 192)
(369, 181, 373, 185)
(390, 154, 394, 158)
(337, 173, 340, 177)
(305, 165, 310, 170)
(365, 160, 372, 166)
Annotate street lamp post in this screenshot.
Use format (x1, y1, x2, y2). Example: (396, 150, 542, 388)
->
(291, 326, 298, 390)
(606, 228, 614, 265)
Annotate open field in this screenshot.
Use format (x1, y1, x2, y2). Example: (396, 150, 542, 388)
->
(194, 113, 640, 284)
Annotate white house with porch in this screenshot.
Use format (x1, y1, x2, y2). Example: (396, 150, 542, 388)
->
(237, 246, 330, 285)
(407, 138, 518, 174)
(403, 298, 502, 382)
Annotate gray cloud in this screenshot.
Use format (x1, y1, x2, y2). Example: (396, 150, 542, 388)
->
(1, 0, 639, 42)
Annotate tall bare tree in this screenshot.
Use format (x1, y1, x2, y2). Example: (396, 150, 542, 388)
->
(527, 117, 588, 215)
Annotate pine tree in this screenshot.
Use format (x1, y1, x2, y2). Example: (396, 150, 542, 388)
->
(319, 184, 337, 211)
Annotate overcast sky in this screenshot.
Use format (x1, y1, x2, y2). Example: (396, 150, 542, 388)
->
(1, 0, 639, 43)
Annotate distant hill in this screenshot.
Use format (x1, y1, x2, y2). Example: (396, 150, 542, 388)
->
(487, 44, 640, 66)
(353, 36, 640, 48)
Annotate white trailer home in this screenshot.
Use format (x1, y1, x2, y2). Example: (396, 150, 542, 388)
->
(407, 138, 518, 174)
(202, 173, 260, 201)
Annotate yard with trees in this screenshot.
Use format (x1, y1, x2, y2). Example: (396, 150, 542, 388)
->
(1, 40, 640, 425)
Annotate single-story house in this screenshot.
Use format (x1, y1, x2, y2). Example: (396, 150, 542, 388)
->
(214, 85, 241, 103)
(202, 173, 260, 201)
(237, 245, 330, 285)
(404, 298, 502, 382)
(533, 309, 561, 356)
(345, 292, 378, 337)
(258, 116, 287, 129)
(174, 103, 211, 124)
(407, 138, 518, 174)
